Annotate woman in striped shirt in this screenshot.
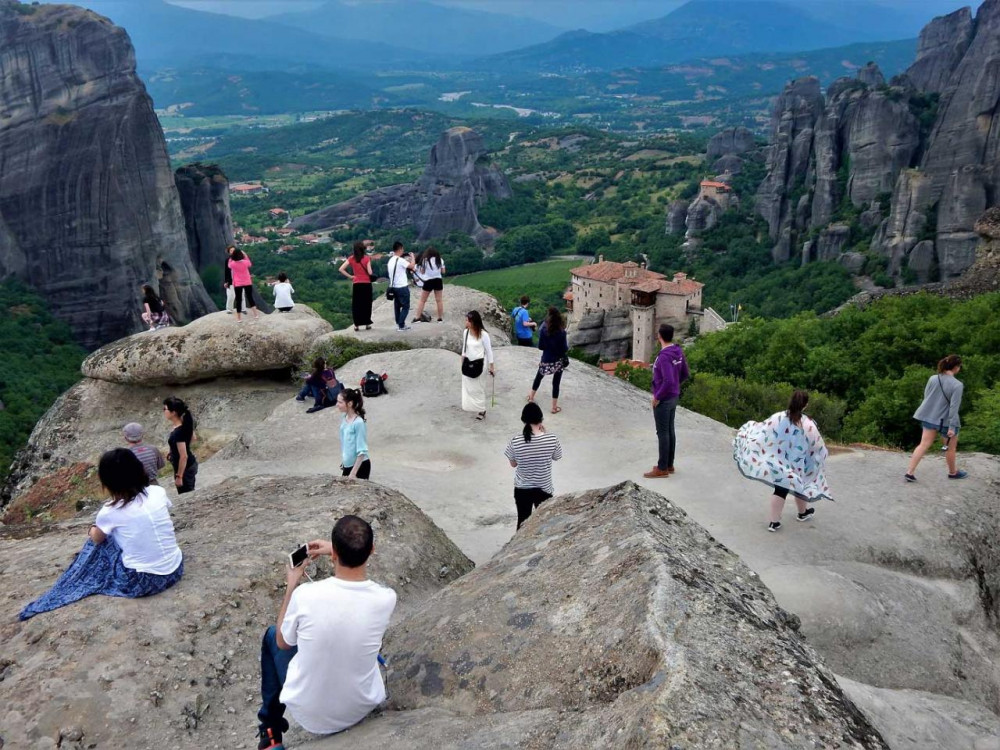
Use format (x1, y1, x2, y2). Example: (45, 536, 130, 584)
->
(504, 402, 563, 529)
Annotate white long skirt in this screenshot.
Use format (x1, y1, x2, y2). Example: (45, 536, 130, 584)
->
(461, 374, 487, 412)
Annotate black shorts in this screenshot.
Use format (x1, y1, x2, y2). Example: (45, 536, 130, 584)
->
(773, 486, 788, 499)
(342, 460, 371, 480)
(422, 278, 443, 292)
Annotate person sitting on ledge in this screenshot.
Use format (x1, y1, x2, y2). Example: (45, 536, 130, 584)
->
(19, 448, 184, 620)
(256, 515, 397, 750)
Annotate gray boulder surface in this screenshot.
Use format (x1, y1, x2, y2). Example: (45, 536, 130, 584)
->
(81, 305, 332, 386)
(316, 482, 889, 749)
(174, 163, 236, 275)
(0, 475, 473, 749)
(0, 1, 214, 349)
(706, 126, 755, 159)
(567, 307, 631, 361)
(292, 127, 511, 246)
(665, 198, 689, 235)
(856, 61, 886, 88)
(905, 7, 974, 94)
(712, 153, 744, 175)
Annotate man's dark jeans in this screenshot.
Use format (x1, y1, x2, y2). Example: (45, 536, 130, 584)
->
(653, 397, 679, 471)
(516, 337, 534, 347)
(258, 625, 298, 737)
(392, 286, 410, 329)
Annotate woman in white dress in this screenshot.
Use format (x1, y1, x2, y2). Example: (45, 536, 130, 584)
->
(461, 310, 495, 421)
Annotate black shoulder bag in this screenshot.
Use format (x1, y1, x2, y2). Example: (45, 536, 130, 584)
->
(461, 330, 485, 378)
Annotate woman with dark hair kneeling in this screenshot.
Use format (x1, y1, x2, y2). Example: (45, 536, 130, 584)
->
(504, 402, 563, 529)
(164, 397, 198, 493)
(732, 390, 832, 533)
(19, 449, 183, 620)
(337, 388, 371, 479)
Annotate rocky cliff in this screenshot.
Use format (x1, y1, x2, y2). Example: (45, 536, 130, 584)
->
(292, 127, 512, 246)
(758, 0, 1000, 281)
(174, 163, 235, 274)
(0, 1, 214, 349)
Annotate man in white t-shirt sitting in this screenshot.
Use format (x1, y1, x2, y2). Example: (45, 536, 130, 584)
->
(257, 515, 397, 750)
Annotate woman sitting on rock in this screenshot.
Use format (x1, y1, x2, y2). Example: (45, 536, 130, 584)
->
(339, 240, 374, 331)
(298, 357, 343, 414)
(140, 284, 172, 331)
(164, 396, 198, 494)
(504, 402, 563, 529)
(461, 310, 495, 421)
(337, 388, 370, 480)
(19, 448, 184, 620)
(412, 246, 446, 323)
(732, 390, 832, 533)
(527, 306, 569, 414)
(228, 248, 260, 323)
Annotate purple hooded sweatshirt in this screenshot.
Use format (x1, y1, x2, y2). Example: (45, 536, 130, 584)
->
(652, 343, 690, 401)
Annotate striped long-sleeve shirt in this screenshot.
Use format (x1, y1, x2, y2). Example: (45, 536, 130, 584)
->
(504, 432, 563, 494)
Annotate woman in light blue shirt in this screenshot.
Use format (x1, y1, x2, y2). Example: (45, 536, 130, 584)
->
(337, 388, 370, 480)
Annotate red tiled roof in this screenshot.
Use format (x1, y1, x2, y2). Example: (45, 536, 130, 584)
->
(571, 261, 666, 284)
(700, 180, 731, 190)
(600, 359, 651, 373)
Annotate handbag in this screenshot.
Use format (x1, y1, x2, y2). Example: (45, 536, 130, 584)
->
(461, 331, 485, 378)
(386, 257, 397, 300)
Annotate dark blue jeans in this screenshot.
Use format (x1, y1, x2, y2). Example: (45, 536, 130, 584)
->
(392, 286, 410, 329)
(297, 383, 321, 400)
(653, 397, 678, 471)
(258, 625, 298, 736)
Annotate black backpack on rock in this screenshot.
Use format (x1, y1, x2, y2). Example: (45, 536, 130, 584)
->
(361, 370, 388, 397)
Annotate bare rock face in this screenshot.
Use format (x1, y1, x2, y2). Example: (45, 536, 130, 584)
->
(81, 305, 332, 385)
(906, 7, 974, 94)
(685, 194, 724, 237)
(665, 198, 689, 235)
(0, 1, 214, 349)
(292, 127, 511, 246)
(907, 240, 938, 282)
(803, 223, 851, 265)
(319, 482, 889, 749)
(0, 475, 473, 749)
(857, 62, 886, 88)
(712, 153, 744, 175)
(567, 307, 631, 361)
(706, 126, 755, 159)
(174, 163, 236, 274)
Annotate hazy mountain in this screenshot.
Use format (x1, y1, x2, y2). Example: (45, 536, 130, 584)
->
(65, 0, 431, 70)
(478, 0, 947, 72)
(272, 0, 564, 57)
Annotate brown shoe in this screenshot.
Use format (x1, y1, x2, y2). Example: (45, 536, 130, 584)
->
(643, 467, 670, 478)
(666, 466, 675, 474)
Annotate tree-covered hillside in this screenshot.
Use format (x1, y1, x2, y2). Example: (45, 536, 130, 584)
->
(0, 280, 85, 482)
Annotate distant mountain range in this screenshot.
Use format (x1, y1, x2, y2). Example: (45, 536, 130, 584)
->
(474, 0, 954, 72)
(272, 0, 565, 57)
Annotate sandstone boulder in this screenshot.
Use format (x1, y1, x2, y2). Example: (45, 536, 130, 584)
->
(907, 240, 938, 282)
(567, 307, 630, 361)
(712, 153, 744, 175)
(81, 306, 332, 385)
(706, 126, 755, 159)
(665, 198, 689, 235)
(0, 475, 473, 749)
(316, 482, 888, 748)
(905, 7, 974, 94)
(0, 1, 214, 348)
(857, 62, 885, 88)
(318, 284, 509, 354)
(174, 162, 236, 275)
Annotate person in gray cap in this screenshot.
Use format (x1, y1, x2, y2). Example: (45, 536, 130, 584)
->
(123, 423, 165, 484)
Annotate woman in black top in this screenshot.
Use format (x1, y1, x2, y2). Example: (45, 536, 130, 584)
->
(163, 397, 198, 493)
(527, 307, 569, 414)
(141, 284, 172, 331)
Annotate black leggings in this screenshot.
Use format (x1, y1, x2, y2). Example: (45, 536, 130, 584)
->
(773, 486, 789, 499)
(531, 369, 563, 398)
(235, 285, 256, 313)
(342, 460, 371, 480)
(515, 487, 552, 529)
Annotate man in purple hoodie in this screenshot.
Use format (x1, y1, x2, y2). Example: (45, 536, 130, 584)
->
(644, 323, 690, 479)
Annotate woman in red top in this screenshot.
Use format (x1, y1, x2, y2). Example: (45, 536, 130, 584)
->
(339, 240, 375, 331)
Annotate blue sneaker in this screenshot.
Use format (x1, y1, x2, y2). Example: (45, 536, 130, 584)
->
(948, 470, 968, 480)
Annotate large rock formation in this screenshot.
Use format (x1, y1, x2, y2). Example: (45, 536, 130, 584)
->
(292, 127, 511, 246)
(174, 163, 235, 274)
(706, 125, 755, 159)
(567, 307, 631, 361)
(81, 305, 332, 385)
(0, 475, 473, 749)
(316, 482, 889, 748)
(759, 1, 1000, 281)
(0, 1, 214, 349)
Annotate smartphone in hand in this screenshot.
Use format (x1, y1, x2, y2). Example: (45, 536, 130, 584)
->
(288, 543, 309, 568)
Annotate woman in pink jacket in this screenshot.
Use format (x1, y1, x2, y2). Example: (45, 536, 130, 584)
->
(227, 249, 260, 322)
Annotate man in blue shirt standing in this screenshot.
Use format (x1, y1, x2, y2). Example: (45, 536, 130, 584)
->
(511, 295, 536, 346)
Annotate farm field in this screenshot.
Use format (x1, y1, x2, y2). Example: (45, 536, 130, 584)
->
(449, 259, 578, 314)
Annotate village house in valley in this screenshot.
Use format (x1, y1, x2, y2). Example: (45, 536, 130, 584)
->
(567, 258, 725, 362)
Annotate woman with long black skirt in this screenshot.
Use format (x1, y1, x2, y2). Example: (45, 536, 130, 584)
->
(339, 240, 375, 331)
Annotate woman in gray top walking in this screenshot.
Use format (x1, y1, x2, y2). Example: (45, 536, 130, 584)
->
(905, 354, 966, 481)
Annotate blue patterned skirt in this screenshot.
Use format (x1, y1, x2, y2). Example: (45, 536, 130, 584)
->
(19, 537, 183, 620)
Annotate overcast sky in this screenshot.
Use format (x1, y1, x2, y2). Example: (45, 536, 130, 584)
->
(164, 0, 976, 32)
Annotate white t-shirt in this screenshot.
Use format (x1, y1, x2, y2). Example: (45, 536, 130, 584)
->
(273, 282, 295, 308)
(420, 257, 443, 280)
(280, 577, 397, 734)
(387, 255, 409, 288)
(94, 485, 183, 575)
